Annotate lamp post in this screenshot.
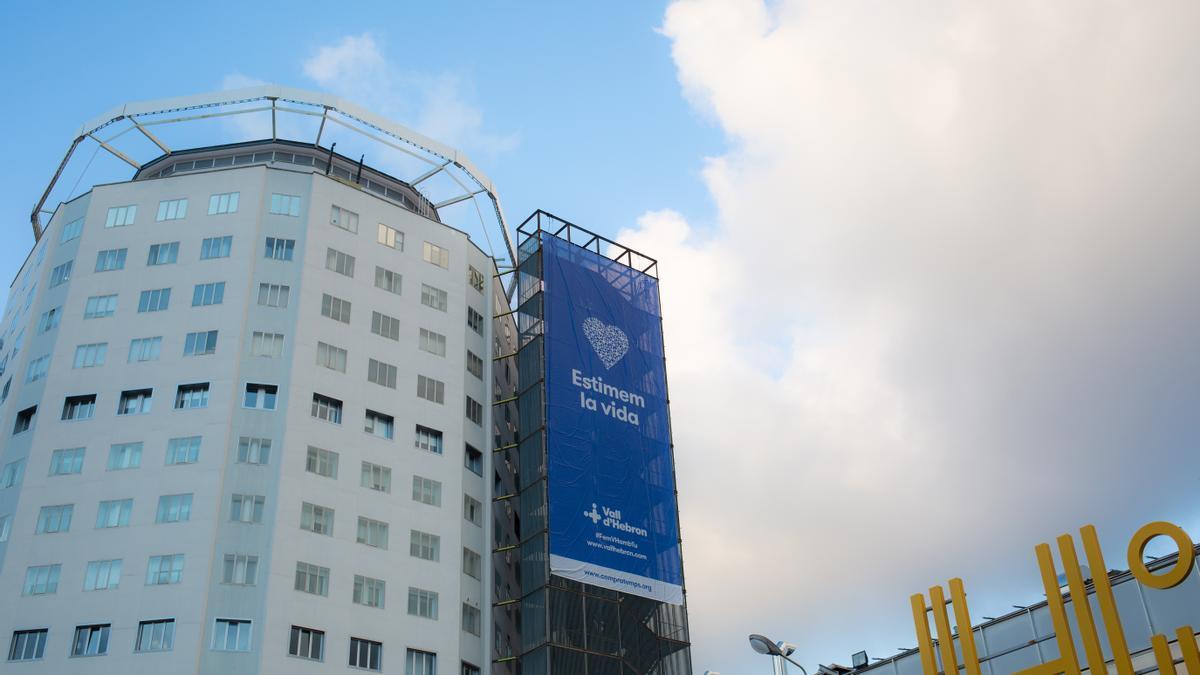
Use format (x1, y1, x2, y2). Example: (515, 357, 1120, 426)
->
(749, 634, 809, 675)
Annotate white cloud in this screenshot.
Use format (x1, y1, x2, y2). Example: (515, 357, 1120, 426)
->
(636, 1, 1200, 672)
(301, 33, 518, 156)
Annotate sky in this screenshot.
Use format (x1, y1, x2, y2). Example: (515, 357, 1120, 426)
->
(3, 2, 1200, 674)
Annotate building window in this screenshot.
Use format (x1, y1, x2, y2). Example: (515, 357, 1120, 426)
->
(222, 554, 258, 585)
(264, 236, 295, 260)
(370, 311, 400, 340)
(467, 351, 483, 379)
(60, 216, 84, 243)
(83, 559, 121, 591)
(465, 445, 483, 476)
(49, 260, 73, 287)
(250, 331, 284, 357)
(108, 442, 143, 469)
(349, 637, 382, 671)
(419, 329, 447, 356)
(37, 306, 61, 333)
(330, 204, 358, 232)
(25, 355, 49, 382)
(306, 446, 339, 478)
(353, 575, 386, 609)
(423, 242, 449, 268)
(94, 248, 127, 272)
(466, 396, 483, 425)
(311, 393, 342, 424)
(96, 498, 133, 528)
(357, 517, 390, 549)
(156, 494, 193, 523)
(49, 260, 74, 285)
(421, 284, 448, 311)
(8, 629, 48, 661)
(316, 342, 347, 371)
(301, 502, 334, 536)
(463, 663, 482, 675)
(49, 447, 85, 475)
(378, 223, 403, 250)
(462, 604, 481, 636)
(243, 383, 277, 410)
(36, 504, 72, 533)
(13, 407, 36, 435)
(156, 198, 188, 221)
(464, 495, 483, 526)
(62, 394, 97, 421)
(409, 530, 440, 561)
(23, 564, 61, 595)
(128, 336, 162, 362)
(191, 282, 225, 306)
(138, 288, 171, 313)
(463, 548, 482, 580)
(174, 383, 210, 409)
(146, 554, 184, 585)
(212, 619, 252, 652)
(374, 266, 402, 294)
(294, 562, 329, 596)
(407, 588, 439, 619)
(183, 330, 218, 356)
(408, 649, 437, 675)
(73, 342, 107, 368)
(257, 282, 290, 307)
(412, 476, 442, 507)
(414, 425, 443, 454)
(147, 242, 180, 266)
(200, 236, 233, 259)
(326, 248, 356, 277)
(236, 436, 272, 465)
(166, 436, 201, 465)
(85, 294, 119, 318)
(71, 624, 111, 657)
(0, 459, 25, 487)
(270, 193, 301, 216)
(468, 265, 485, 292)
(118, 388, 153, 415)
(231, 494, 265, 523)
(135, 619, 175, 653)
(367, 359, 397, 389)
(468, 307, 484, 335)
(208, 192, 239, 215)
(364, 409, 394, 439)
(416, 375, 445, 404)
(321, 293, 351, 322)
(105, 204, 137, 228)
(0, 514, 9, 542)
(289, 626, 325, 661)
(361, 462, 391, 493)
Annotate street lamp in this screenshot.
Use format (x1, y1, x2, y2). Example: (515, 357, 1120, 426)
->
(749, 634, 809, 675)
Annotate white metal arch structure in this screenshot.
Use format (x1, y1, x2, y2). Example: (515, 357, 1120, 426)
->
(31, 84, 516, 270)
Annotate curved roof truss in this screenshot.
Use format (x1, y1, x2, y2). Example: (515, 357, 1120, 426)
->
(32, 84, 516, 269)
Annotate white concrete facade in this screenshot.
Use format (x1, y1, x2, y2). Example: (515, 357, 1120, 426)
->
(0, 150, 506, 674)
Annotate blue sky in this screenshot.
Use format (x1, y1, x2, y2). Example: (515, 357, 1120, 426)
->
(4, 2, 1200, 675)
(0, 1, 721, 289)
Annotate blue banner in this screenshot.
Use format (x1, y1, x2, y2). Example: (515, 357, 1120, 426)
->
(542, 233, 684, 604)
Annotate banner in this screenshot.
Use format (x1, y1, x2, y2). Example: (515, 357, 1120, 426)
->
(542, 233, 684, 604)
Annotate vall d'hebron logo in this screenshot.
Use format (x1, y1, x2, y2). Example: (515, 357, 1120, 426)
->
(584, 503, 649, 538)
(573, 318, 643, 426)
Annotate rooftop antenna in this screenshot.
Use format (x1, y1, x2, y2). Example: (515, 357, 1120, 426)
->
(325, 142, 336, 175)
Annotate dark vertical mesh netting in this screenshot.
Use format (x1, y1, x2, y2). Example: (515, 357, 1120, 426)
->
(585, 596, 621, 655)
(549, 587, 585, 649)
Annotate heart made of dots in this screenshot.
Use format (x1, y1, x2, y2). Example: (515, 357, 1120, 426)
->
(582, 317, 630, 369)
